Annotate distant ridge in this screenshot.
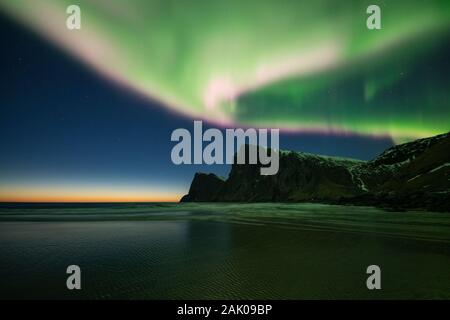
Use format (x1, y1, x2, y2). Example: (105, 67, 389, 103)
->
(181, 132, 450, 212)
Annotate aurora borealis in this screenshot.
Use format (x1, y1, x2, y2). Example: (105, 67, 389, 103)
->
(1, 0, 449, 142)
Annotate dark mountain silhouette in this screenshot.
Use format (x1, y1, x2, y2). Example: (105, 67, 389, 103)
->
(181, 132, 450, 211)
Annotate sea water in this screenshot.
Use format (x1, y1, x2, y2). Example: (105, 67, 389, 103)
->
(0, 203, 449, 299)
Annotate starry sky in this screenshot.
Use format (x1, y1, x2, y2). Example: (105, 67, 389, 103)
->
(0, 0, 449, 202)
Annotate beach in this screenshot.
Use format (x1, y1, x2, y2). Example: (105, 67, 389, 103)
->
(1, 203, 449, 299)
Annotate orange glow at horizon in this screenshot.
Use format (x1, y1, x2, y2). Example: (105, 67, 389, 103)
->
(0, 185, 182, 203)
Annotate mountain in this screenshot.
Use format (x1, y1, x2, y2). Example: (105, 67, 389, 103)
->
(180, 173, 225, 202)
(180, 132, 450, 211)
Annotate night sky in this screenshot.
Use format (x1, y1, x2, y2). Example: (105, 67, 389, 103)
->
(0, 1, 448, 202)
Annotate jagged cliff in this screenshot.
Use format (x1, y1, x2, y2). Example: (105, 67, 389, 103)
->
(180, 173, 225, 202)
(180, 132, 450, 211)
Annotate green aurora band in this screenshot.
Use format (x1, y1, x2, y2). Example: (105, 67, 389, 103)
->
(1, 0, 449, 142)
